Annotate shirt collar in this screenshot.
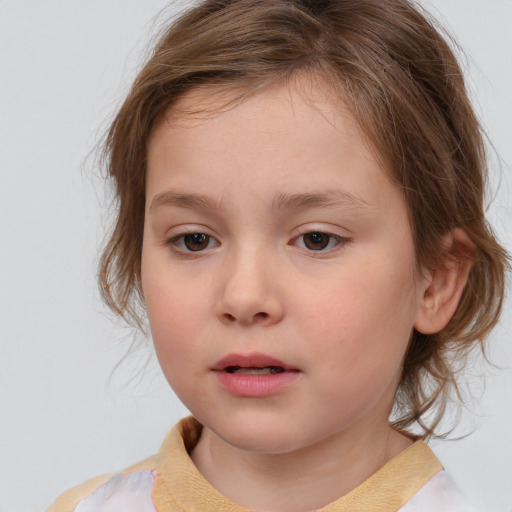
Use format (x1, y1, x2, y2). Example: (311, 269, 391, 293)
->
(153, 416, 442, 512)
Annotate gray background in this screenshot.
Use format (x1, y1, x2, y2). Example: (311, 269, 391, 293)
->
(0, 1, 510, 511)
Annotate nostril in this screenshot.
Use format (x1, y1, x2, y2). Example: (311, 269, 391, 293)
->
(221, 311, 269, 324)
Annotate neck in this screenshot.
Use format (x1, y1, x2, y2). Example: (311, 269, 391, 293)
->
(191, 420, 413, 512)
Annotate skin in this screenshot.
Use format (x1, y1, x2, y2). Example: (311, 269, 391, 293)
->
(141, 78, 470, 512)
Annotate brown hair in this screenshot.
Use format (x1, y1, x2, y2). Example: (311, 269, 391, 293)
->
(99, 0, 509, 437)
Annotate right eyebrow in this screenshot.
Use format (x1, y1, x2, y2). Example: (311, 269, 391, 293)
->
(271, 189, 370, 212)
(149, 191, 223, 214)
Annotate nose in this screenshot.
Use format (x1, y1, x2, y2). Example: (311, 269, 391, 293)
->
(215, 248, 284, 326)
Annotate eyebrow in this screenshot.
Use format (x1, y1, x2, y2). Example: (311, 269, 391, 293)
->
(149, 189, 370, 214)
(149, 191, 223, 213)
(271, 190, 370, 211)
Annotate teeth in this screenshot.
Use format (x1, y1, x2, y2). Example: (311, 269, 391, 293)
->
(225, 366, 285, 375)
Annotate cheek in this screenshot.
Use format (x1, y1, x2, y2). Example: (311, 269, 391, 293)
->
(307, 287, 413, 425)
(143, 267, 209, 372)
(299, 266, 417, 338)
(145, 287, 209, 403)
(297, 265, 418, 382)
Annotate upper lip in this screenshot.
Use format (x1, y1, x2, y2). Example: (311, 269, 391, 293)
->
(212, 353, 297, 371)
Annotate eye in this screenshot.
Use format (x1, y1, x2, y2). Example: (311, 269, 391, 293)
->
(168, 232, 218, 252)
(294, 231, 346, 251)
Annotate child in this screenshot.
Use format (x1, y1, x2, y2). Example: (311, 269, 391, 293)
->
(48, 0, 509, 510)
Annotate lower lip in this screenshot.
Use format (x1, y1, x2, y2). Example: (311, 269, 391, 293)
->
(214, 371, 300, 397)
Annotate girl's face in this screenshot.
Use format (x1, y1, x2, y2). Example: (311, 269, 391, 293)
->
(142, 80, 428, 454)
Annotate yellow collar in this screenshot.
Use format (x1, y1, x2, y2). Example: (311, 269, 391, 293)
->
(153, 416, 442, 512)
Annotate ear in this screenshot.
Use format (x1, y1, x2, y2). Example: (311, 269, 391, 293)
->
(414, 229, 475, 335)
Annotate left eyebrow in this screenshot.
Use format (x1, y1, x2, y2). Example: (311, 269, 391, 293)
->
(271, 190, 370, 211)
(149, 191, 223, 213)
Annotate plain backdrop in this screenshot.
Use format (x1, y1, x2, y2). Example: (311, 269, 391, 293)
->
(0, 1, 511, 511)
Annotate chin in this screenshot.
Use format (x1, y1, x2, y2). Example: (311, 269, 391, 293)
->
(223, 429, 303, 454)
(197, 410, 308, 454)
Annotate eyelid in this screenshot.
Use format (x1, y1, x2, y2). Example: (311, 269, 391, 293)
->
(164, 225, 220, 256)
(291, 225, 352, 254)
(164, 224, 219, 239)
(293, 223, 351, 240)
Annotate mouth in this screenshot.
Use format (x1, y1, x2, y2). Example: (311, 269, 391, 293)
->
(211, 353, 300, 396)
(212, 353, 298, 374)
(213, 355, 300, 397)
(224, 366, 286, 375)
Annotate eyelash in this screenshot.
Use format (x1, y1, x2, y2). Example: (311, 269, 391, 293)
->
(292, 231, 349, 253)
(166, 232, 219, 254)
(166, 230, 350, 255)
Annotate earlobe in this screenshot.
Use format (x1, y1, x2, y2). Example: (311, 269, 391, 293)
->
(414, 229, 475, 335)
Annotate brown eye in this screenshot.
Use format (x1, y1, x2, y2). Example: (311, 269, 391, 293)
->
(183, 233, 211, 251)
(303, 232, 330, 250)
(292, 231, 347, 253)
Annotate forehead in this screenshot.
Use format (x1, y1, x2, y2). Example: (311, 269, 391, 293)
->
(145, 77, 398, 215)
(155, 73, 370, 143)
(149, 78, 379, 169)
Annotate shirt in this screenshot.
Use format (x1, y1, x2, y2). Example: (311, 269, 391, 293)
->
(47, 416, 474, 512)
